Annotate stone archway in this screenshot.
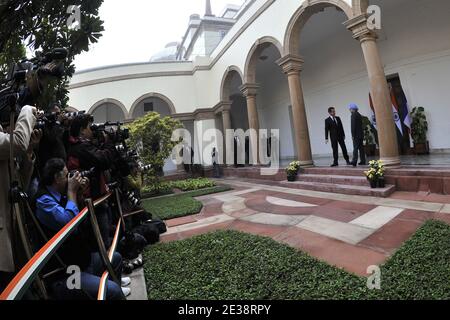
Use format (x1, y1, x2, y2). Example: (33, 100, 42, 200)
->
(65, 106, 79, 113)
(220, 66, 249, 131)
(88, 98, 129, 122)
(244, 36, 284, 84)
(220, 65, 244, 102)
(352, 0, 369, 16)
(242, 37, 300, 165)
(129, 92, 176, 119)
(281, 0, 401, 166)
(283, 0, 354, 56)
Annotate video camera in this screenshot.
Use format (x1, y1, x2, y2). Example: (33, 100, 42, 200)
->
(0, 48, 68, 125)
(69, 167, 95, 179)
(34, 108, 85, 130)
(90, 121, 130, 144)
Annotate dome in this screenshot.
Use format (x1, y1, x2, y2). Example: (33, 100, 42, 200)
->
(150, 42, 180, 62)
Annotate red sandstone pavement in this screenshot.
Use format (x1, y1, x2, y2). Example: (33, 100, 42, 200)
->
(390, 191, 450, 203)
(159, 186, 450, 277)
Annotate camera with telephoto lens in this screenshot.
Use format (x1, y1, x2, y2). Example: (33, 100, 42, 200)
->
(34, 112, 61, 130)
(126, 190, 141, 206)
(65, 111, 85, 118)
(116, 144, 126, 152)
(69, 167, 95, 179)
(140, 164, 152, 172)
(0, 48, 68, 126)
(90, 121, 130, 144)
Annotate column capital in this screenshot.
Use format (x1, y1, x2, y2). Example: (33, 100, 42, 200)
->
(344, 14, 378, 43)
(277, 54, 305, 75)
(239, 83, 260, 97)
(215, 101, 232, 114)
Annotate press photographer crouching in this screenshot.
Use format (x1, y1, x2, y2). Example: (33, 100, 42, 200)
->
(35, 158, 130, 300)
(0, 105, 39, 288)
(37, 103, 69, 174)
(67, 114, 117, 246)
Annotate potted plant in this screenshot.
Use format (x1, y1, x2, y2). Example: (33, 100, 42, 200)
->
(364, 167, 378, 189)
(410, 107, 429, 155)
(376, 160, 386, 188)
(286, 161, 301, 182)
(365, 160, 384, 189)
(363, 116, 377, 157)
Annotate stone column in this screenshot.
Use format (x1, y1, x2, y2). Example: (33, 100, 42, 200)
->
(346, 16, 401, 166)
(277, 55, 314, 167)
(240, 83, 260, 164)
(220, 101, 232, 166)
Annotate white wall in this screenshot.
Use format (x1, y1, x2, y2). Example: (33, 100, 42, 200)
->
(91, 103, 126, 123)
(132, 97, 172, 118)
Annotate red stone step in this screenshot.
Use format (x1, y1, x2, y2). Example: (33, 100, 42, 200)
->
(297, 174, 369, 187)
(279, 180, 396, 198)
(302, 167, 367, 177)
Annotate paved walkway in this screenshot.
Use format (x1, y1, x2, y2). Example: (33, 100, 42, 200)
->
(160, 179, 450, 277)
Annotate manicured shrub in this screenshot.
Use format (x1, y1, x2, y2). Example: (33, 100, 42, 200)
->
(143, 221, 450, 300)
(141, 185, 231, 220)
(171, 178, 216, 191)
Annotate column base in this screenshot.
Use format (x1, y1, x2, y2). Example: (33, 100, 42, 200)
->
(299, 160, 314, 168)
(379, 156, 401, 167)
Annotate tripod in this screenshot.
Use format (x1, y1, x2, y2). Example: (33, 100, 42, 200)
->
(6, 99, 50, 299)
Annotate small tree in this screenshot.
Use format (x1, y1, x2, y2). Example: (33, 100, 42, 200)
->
(362, 116, 376, 146)
(410, 107, 428, 144)
(127, 112, 183, 190)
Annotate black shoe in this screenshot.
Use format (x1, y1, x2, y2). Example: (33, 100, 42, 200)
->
(331, 163, 338, 167)
(351, 162, 357, 167)
(358, 162, 366, 166)
(346, 160, 351, 165)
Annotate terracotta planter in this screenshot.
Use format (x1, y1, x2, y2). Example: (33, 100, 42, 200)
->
(364, 144, 377, 157)
(368, 179, 378, 189)
(414, 142, 430, 155)
(287, 175, 297, 182)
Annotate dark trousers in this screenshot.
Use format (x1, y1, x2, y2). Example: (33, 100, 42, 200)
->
(331, 138, 349, 164)
(213, 163, 221, 178)
(352, 137, 366, 164)
(49, 252, 124, 300)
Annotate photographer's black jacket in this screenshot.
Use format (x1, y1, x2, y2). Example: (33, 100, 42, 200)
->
(67, 137, 116, 198)
(38, 125, 67, 174)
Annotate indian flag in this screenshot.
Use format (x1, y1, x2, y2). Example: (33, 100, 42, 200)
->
(389, 86, 404, 136)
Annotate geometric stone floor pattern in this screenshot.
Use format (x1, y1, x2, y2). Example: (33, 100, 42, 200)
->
(161, 179, 450, 277)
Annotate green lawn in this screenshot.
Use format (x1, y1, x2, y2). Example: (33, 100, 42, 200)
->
(143, 220, 450, 300)
(141, 185, 232, 221)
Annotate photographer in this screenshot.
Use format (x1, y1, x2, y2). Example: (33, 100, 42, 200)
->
(67, 114, 117, 246)
(0, 105, 37, 284)
(35, 158, 130, 300)
(37, 103, 68, 175)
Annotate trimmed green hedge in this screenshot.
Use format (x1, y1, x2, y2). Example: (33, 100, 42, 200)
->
(377, 220, 450, 300)
(141, 185, 231, 221)
(141, 178, 216, 198)
(171, 178, 216, 191)
(144, 220, 450, 300)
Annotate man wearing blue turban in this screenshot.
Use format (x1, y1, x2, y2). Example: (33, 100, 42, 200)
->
(349, 104, 366, 167)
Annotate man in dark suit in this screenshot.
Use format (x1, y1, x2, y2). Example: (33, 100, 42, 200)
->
(325, 107, 350, 167)
(349, 103, 366, 167)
